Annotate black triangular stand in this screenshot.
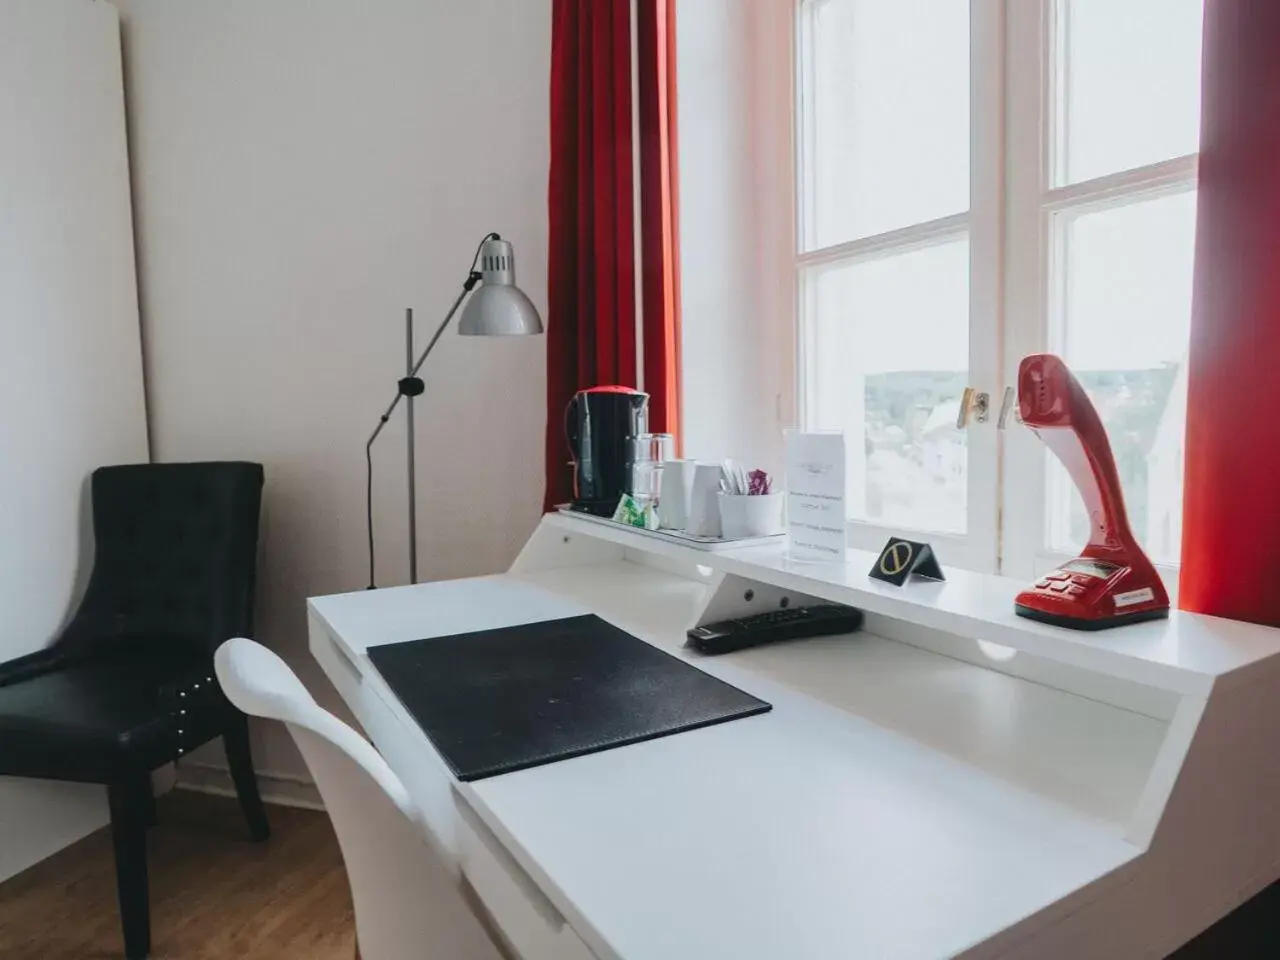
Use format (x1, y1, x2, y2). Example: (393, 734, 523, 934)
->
(869, 538, 946, 586)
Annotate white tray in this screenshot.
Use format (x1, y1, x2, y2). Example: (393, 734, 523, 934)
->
(556, 507, 785, 552)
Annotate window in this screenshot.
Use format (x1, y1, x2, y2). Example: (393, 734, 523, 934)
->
(787, 0, 1203, 577)
(796, 0, 1001, 571)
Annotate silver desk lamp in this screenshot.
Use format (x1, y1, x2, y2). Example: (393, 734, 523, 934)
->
(365, 233, 543, 588)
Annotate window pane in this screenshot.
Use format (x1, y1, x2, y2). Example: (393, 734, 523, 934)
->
(1047, 190, 1197, 563)
(1058, 0, 1204, 184)
(804, 237, 970, 534)
(803, 0, 969, 247)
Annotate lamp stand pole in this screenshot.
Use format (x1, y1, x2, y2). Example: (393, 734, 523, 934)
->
(405, 308, 418, 585)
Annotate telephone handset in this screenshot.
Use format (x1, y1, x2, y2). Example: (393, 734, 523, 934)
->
(1014, 354, 1170, 630)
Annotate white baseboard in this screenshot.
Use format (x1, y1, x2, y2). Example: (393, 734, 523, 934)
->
(175, 761, 325, 812)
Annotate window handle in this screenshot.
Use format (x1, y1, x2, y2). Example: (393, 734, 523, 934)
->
(956, 387, 989, 428)
(997, 386, 1022, 429)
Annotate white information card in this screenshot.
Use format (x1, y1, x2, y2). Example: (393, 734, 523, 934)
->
(785, 430, 847, 562)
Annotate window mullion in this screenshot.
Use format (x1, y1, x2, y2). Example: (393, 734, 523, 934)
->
(999, 0, 1051, 580)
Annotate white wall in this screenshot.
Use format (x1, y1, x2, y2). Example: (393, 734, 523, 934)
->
(113, 0, 551, 783)
(676, 0, 794, 476)
(0, 0, 150, 880)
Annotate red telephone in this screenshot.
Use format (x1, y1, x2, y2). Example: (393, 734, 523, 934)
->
(1014, 354, 1170, 630)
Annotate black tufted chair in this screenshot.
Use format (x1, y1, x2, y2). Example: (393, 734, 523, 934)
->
(0, 462, 270, 960)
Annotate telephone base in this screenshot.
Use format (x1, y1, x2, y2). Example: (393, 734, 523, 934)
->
(1015, 604, 1170, 632)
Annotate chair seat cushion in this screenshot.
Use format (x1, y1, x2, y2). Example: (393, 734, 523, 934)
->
(0, 652, 219, 782)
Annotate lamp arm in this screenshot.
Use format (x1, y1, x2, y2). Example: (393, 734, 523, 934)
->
(408, 273, 481, 379)
(364, 277, 476, 454)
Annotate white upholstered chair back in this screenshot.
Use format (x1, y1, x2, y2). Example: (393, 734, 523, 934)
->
(214, 637, 501, 960)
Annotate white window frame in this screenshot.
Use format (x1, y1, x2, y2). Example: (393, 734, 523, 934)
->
(790, 0, 1006, 574)
(767, 0, 1198, 580)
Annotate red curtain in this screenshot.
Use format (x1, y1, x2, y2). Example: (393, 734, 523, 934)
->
(637, 0, 683, 452)
(1179, 0, 1280, 623)
(544, 0, 683, 510)
(545, 0, 637, 510)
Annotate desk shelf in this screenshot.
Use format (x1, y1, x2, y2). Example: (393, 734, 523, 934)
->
(524, 511, 1280, 697)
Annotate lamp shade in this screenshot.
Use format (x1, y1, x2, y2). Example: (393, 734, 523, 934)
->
(459, 237, 544, 336)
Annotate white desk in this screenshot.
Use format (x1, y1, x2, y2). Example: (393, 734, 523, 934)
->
(309, 513, 1280, 960)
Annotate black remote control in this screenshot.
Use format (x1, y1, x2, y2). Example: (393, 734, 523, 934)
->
(686, 605, 864, 655)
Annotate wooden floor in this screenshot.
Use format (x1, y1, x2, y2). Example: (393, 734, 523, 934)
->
(0, 790, 354, 960)
(0, 788, 1276, 959)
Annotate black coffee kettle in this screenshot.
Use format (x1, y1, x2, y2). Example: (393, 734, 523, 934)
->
(565, 386, 649, 516)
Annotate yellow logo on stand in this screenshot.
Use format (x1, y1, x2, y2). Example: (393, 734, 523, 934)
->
(880, 541, 914, 577)
(870, 537, 945, 585)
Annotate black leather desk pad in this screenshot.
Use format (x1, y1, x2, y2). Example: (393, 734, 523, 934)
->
(366, 614, 772, 781)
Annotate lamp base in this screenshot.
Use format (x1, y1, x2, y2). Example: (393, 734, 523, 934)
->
(1014, 603, 1169, 631)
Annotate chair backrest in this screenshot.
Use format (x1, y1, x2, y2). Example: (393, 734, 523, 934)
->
(214, 638, 502, 960)
(61, 462, 264, 658)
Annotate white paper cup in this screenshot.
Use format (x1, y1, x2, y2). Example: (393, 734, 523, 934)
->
(686, 463, 724, 537)
(717, 492, 784, 539)
(658, 458, 695, 530)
